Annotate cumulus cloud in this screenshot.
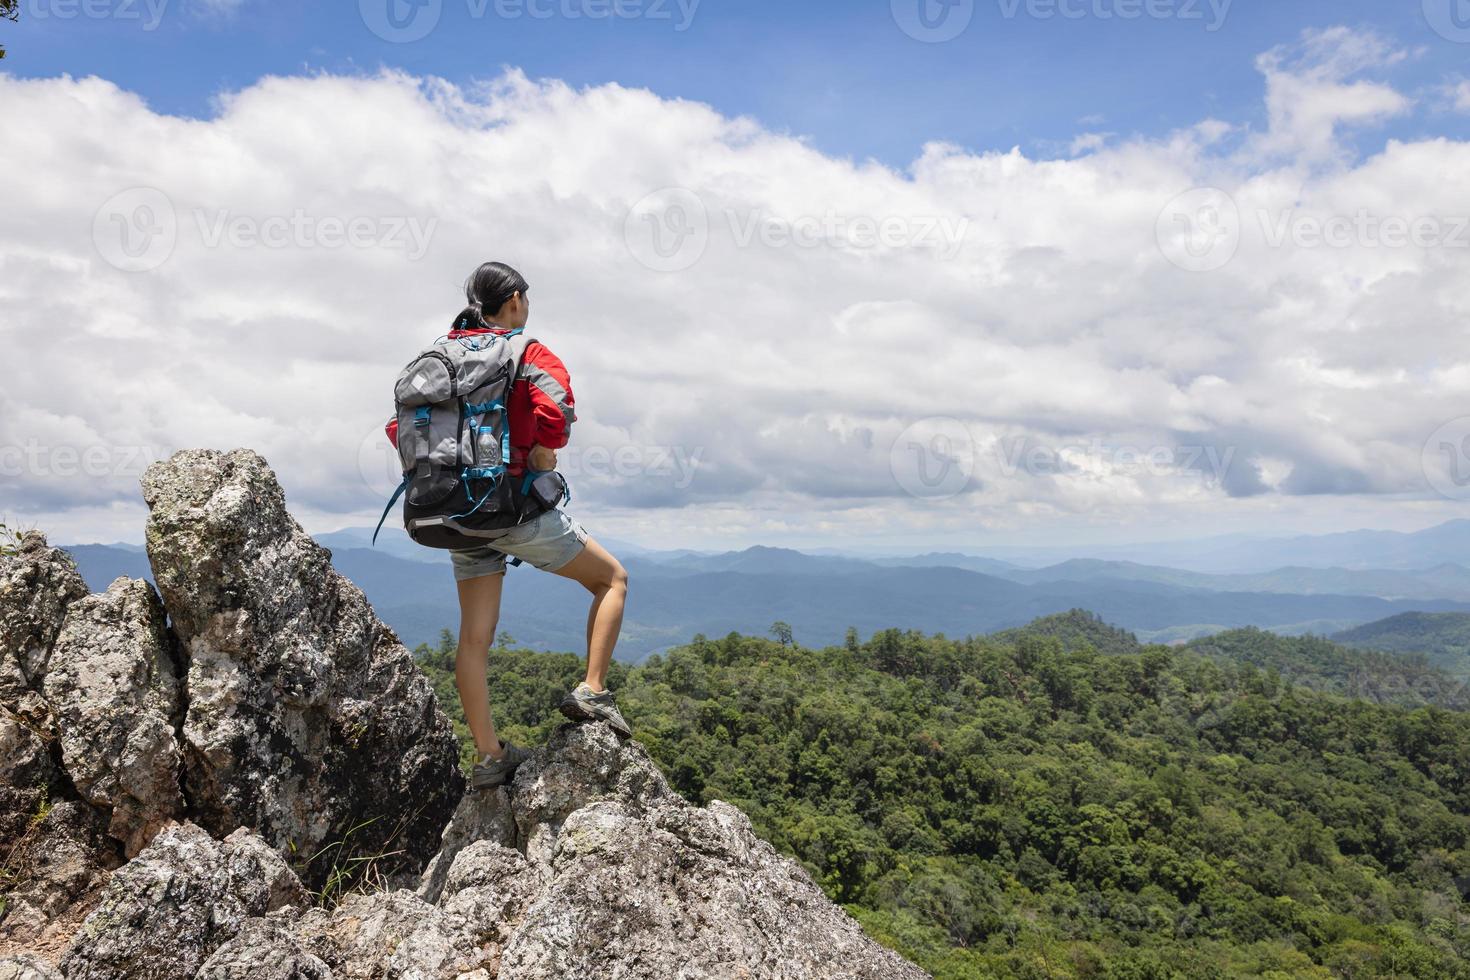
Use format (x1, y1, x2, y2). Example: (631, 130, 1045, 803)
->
(2, 25, 1469, 550)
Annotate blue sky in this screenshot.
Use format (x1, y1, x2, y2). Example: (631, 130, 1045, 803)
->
(9, 0, 1469, 166)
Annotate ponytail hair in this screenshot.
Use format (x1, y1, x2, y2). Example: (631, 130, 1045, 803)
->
(453, 261, 529, 331)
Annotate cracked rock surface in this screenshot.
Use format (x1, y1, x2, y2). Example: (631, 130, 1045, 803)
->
(140, 449, 464, 884)
(0, 535, 120, 954)
(44, 578, 185, 859)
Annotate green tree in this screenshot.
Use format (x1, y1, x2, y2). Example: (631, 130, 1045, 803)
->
(769, 621, 794, 648)
(1, 0, 17, 60)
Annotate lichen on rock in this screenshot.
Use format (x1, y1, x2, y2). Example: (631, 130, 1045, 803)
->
(60, 823, 308, 980)
(139, 449, 464, 886)
(44, 577, 185, 858)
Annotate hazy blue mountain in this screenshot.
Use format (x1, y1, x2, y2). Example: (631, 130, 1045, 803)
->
(963, 531, 1270, 570)
(969, 520, 1470, 574)
(59, 537, 1470, 664)
(61, 544, 153, 589)
(315, 526, 441, 565)
(332, 547, 1470, 661)
(659, 546, 886, 576)
(1003, 558, 1470, 600)
(873, 553, 1022, 575)
(1176, 520, 1470, 573)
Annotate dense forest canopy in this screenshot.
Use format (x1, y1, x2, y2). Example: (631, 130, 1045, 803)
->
(415, 617, 1470, 979)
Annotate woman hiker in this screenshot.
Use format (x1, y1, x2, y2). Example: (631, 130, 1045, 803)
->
(386, 262, 631, 790)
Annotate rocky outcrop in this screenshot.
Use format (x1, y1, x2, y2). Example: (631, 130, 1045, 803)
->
(496, 724, 925, 980)
(0, 801, 116, 954)
(0, 532, 88, 702)
(43, 578, 184, 859)
(3, 449, 928, 979)
(194, 917, 332, 980)
(0, 533, 85, 853)
(60, 823, 308, 980)
(191, 723, 924, 980)
(140, 449, 464, 885)
(0, 536, 120, 953)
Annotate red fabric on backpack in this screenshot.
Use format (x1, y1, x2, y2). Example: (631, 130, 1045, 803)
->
(385, 326, 575, 477)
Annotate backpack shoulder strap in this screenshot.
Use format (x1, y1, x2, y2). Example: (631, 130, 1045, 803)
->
(506, 333, 536, 390)
(506, 332, 535, 369)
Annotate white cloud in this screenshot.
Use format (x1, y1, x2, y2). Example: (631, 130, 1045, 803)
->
(1454, 81, 1470, 113)
(1069, 132, 1112, 156)
(2, 27, 1469, 551)
(1252, 27, 1412, 162)
(194, 0, 247, 14)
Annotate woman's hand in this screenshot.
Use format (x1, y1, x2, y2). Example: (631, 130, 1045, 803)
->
(528, 445, 559, 472)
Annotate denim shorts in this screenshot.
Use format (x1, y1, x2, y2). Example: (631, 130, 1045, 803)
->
(449, 509, 589, 581)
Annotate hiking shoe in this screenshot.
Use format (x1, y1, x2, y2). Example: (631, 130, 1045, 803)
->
(471, 742, 532, 790)
(558, 683, 633, 739)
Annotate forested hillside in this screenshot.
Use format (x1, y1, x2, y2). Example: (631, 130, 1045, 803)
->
(414, 620, 1470, 979)
(1184, 627, 1470, 711)
(1333, 612, 1470, 678)
(991, 608, 1143, 655)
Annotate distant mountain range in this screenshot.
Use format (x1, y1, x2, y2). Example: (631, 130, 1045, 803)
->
(967, 520, 1470, 574)
(59, 519, 1470, 663)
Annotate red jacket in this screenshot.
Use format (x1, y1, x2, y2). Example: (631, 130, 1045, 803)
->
(386, 326, 576, 476)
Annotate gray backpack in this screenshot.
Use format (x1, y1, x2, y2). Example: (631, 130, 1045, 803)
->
(374, 329, 537, 550)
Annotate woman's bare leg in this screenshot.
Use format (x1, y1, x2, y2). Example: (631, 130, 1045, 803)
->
(552, 538, 628, 692)
(455, 572, 508, 759)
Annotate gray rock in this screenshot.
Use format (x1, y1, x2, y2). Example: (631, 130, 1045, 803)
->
(59, 822, 308, 980)
(44, 578, 184, 858)
(0, 709, 58, 853)
(0, 533, 82, 854)
(0, 535, 119, 949)
(290, 889, 488, 980)
(0, 955, 63, 980)
(416, 788, 517, 905)
(0, 800, 116, 949)
(450, 724, 928, 980)
(139, 449, 464, 886)
(507, 719, 675, 870)
(276, 721, 921, 980)
(195, 917, 333, 980)
(438, 841, 544, 953)
(0, 532, 88, 700)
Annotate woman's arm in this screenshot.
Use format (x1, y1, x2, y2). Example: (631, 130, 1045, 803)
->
(520, 342, 576, 451)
